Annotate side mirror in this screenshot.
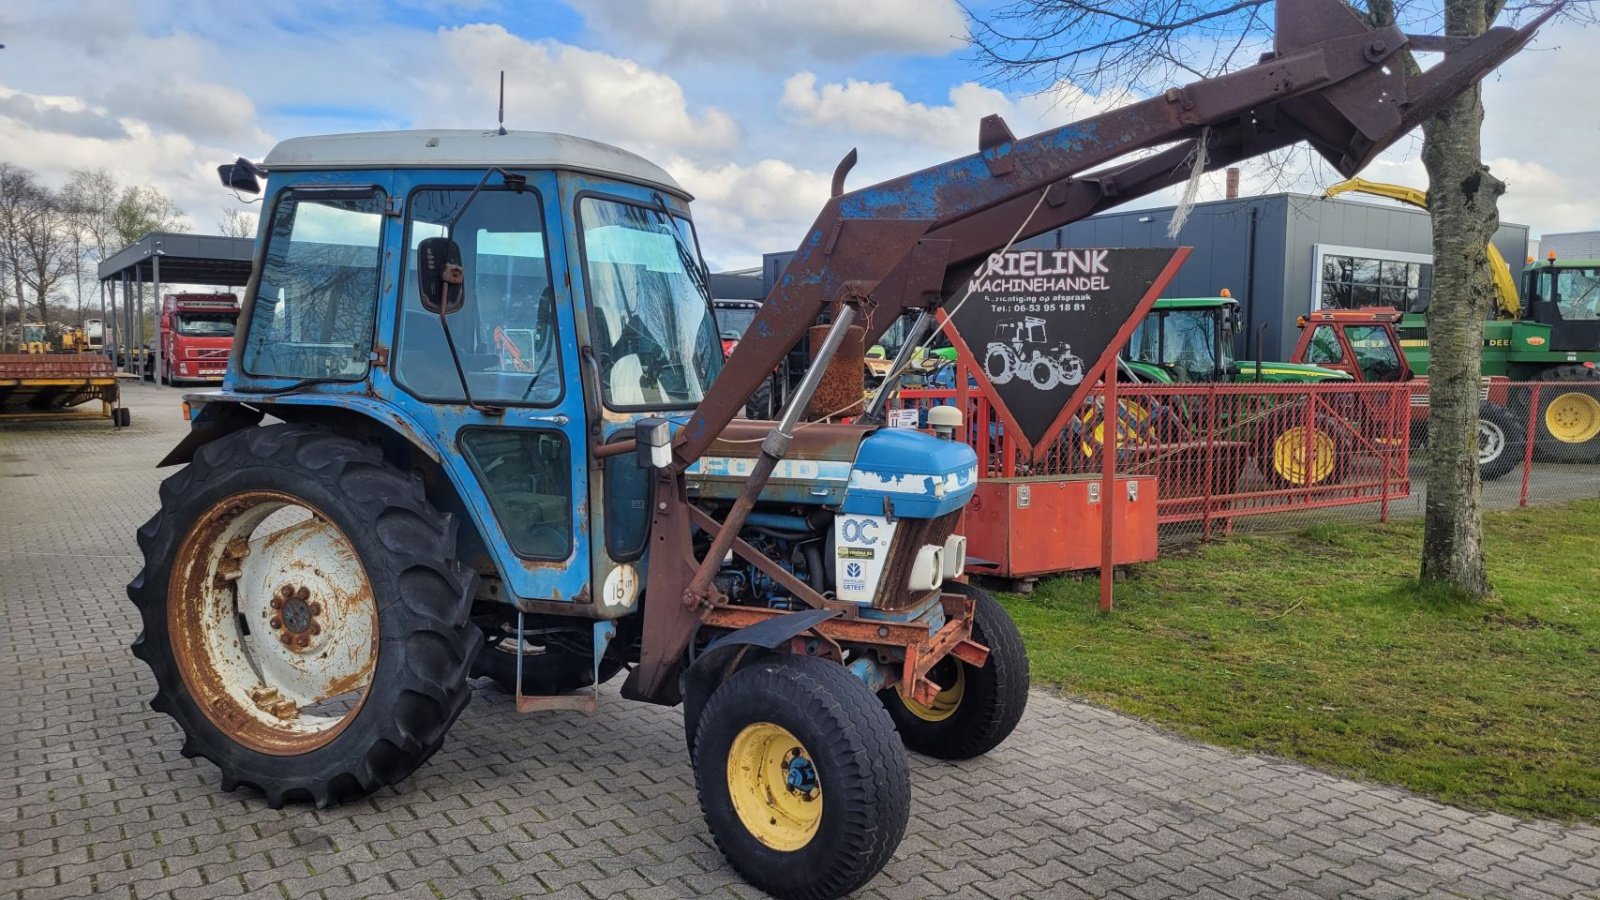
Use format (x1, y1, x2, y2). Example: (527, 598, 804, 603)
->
(417, 237, 466, 314)
(634, 416, 672, 469)
(216, 158, 263, 195)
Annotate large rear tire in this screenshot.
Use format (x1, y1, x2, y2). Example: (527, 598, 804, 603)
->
(1260, 414, 1350, 489)
(128, 424, 480, 808)
(1477, 402, 1525, 481)
(693, 655, 909, 900)
(1529, 366, 1600, 463)
(880, 581, 1029, 759)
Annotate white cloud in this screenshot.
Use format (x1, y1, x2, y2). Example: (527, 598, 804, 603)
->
(781, 73, 1135, 158)
(1, 0, 1592, 276)
(571, 0, 966, 64)
(423, 25, 739, 153)
(664, 157, 833, 269)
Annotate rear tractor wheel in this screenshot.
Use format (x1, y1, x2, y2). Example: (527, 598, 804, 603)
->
(880, 581, 1029, 759)
(1476, 402, 1525, 481)
(984, 343, 1017, 385)
(128, 424, 480, 808)
(1261, 417, 1349, 488)
(692, 655, 910, 900)
(1530, 366, 1600, 463)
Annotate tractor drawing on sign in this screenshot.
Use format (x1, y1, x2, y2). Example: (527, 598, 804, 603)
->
(125, 3, 1547, 896)
(984, 316, 1085, 390)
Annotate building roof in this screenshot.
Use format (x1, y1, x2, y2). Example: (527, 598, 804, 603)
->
(1154, 296, 1235, 308)
(97, 232, 255, 285)
(262, 129, 687, 197)
(1089, 191, 1529, 230)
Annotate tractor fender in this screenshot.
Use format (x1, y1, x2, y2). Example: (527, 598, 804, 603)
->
(680, 608, 840, 749)
(157, 399, 264, 467)
(158, 393, 447, 468)
(153, 393, 496, 589)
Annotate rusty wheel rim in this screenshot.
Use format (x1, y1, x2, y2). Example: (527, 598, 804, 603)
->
(169, 490, 378, 755)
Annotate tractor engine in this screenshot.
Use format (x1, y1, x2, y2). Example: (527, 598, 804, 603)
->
(686, 423, 977, 611)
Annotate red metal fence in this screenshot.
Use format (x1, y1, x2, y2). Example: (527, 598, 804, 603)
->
(891, 372, 1600, 544)
(891, 368, 1414, 539)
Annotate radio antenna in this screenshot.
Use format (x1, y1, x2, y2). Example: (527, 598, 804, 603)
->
(497, 70, 507, 135)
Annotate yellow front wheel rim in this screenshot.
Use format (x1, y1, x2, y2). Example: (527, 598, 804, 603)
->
(726, 723, 822, 851)
(1545, 392, 1600, 444)
(903, 664, 966, 723)
(1272, 428, 1337, 485)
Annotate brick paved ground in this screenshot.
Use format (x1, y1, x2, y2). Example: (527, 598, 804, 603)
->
(3, 382, 1598, 900)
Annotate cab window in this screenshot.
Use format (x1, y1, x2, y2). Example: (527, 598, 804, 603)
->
(175, 314, 237, 337)
(459, 430, 571, 559)
(1554, 268, 1600, 321)
(397, 188, 561, 406)
(241, 188, 385, 380)
(579, 197, 720, 409)
(1304, 325, 1345, 365)
(1345, 325, 1404, 381)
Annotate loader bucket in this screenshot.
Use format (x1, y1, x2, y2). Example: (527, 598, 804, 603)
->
(1272, 0, 1558, 175)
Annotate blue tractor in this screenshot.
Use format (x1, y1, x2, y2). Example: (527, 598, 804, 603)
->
(128, 4, 1544, 895)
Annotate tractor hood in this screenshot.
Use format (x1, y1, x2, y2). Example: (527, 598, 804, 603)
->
(1237, 361, 1355, 382)
(685, 422, 977, 518)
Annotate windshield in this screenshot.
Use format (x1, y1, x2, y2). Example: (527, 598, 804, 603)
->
(1127, 308, 1226, 375)
(175, 314, 237, 337)
(580, 197, 721, 408)
(1345, 324, 1404, 381)
(1554, 267, 1600, 321)
(715, 305, 758, 341)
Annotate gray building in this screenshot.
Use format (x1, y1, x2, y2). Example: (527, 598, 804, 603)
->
(760, 192, 1529, 360)
(1538, 230, 1600, 260)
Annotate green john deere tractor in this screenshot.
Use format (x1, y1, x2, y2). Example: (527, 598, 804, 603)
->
(1396, 258, 1600, 461)
(1117, 296, 1362, 488)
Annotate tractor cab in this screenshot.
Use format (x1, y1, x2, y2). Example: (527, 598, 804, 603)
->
(198, 131, 726, 616)
(1291, 307, 1412, 383)
(1124, 296, 1240, 382)
(21, 323, 47, 354)
(1524, 257, 1600, 353)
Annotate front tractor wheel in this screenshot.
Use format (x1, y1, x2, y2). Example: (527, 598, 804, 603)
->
(880, 581, 1029, 759)
(128, 425, 480, 808)
(692, 656, 910, 900)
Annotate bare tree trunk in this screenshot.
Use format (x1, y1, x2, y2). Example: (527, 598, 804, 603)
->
(1419, 0, 1503, 598)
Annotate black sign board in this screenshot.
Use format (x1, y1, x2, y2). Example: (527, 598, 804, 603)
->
(938, 246, 1189, 461)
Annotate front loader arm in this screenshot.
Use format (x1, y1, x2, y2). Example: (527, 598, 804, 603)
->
(679, 0, 1553, 463)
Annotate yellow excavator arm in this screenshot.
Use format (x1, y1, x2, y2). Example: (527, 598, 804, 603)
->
(1321, 177, 1520, 319)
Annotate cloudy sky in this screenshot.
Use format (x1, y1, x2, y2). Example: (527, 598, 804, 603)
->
(0, 0, 1593, 270)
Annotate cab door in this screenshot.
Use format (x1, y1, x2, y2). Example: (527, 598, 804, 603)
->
(384, 169, 592, 606)
(1301, 324, 1361, 379)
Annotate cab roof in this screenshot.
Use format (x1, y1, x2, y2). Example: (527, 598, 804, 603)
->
(1527, 258, 1600, 268)
(262, 129, 688, 198)
(1153, 296, 1237, 309)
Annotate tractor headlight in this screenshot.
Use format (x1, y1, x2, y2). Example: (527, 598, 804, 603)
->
(941, 534, 966, 580)
(908, 544, 945, 592)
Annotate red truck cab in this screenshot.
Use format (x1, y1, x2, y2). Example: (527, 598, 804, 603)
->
(160, 293, 240, 385)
